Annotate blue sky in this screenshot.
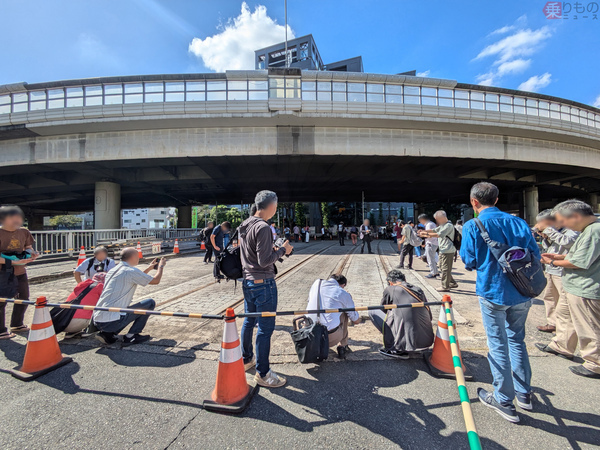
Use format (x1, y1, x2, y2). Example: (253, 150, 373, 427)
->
(2, 0, 599, 107)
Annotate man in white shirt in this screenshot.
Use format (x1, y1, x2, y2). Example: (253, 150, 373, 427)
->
(73, 246, 117, 283)
(306, 275, 362, 359)
(418, 214, 439, 278)
(93, 248, 166, 346)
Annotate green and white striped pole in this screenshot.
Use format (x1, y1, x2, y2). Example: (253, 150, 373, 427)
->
(443, 296, 482, 450)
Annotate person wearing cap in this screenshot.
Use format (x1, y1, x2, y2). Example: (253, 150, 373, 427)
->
(73, 246, 116, 283)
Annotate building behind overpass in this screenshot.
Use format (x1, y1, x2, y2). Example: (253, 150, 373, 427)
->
(1, 39, 599, 229)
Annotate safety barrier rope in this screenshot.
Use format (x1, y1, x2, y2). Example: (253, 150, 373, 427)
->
(0, 297, 444, 320)
(443, 300, 482, 450)
(0, 298, 223, 320)
(235, 301, 445, 318)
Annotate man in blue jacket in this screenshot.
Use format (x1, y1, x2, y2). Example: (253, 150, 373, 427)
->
(460, 182, 541, 423)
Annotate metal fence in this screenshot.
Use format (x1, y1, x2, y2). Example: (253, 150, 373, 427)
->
(31, 228, 198, 257)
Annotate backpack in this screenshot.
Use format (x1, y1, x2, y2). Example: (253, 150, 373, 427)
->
(86, 258, 112, 276)
(407, 227, 423, 247)
(214, 228, 243, 282)
(474, 218, 547, 298)
(445, 225, 462, 251)
(50, 281, 99, 333)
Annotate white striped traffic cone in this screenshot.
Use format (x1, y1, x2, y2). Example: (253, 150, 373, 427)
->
(76, 246, 86, 266)
(203, 308, 257, 413)
(10, 297, 73, 381)
(137, 242, 143, 258)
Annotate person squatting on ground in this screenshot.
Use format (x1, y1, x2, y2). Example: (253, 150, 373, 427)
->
(537, 200, 600, 379)
(73, 246, 116, 283)
(533, 209, 579, 333)
(460, 182, 540, 423)
(52, 272, 106, 339)
(369, 270, 434, 359)
(202, 221, 215, 264)
(418, 214, 439, 278)
(419, 211, 458, 292)
(93, 248, 166, 346)
(305, 274, 361, 359)
(0, 205, 39, 339)
(360, 219, 373, 254)
(239, 190, 293, 388)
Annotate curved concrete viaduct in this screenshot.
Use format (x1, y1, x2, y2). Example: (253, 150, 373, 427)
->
(1, 69, 599, 226)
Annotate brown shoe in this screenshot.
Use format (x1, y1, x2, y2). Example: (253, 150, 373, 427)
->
(537, 324, 556, 333)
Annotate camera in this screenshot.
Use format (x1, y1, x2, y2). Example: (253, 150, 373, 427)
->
(274, 237, 293, 258)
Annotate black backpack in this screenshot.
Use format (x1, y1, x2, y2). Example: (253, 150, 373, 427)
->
(86, 258, 112, 276)
(474, 218, 547, 298)
(214, 228, 243, 281)
(449, 225, 462, 251)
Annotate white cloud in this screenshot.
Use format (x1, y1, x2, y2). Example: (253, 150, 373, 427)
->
(591, 95, 600, 108)
(188, 2, 294, 72)
(518, 73, 552, 92)
(474, 17, 552, 87)
(416, 70, 430, 77)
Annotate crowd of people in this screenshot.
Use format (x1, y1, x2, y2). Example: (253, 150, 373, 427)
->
(0, 182, 598, 425)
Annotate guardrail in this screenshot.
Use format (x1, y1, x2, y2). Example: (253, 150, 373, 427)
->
(31, 228, 199, 257)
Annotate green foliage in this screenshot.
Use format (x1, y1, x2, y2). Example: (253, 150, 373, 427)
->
(399, 208, 405, 221)
(368, 212, 376, 227)
(294, 202, 307, 226)
(48, 215, 82, 228)
(206, 205, 244, 229)
(421, 203, 465, 223)
(321, 202, 330, 228)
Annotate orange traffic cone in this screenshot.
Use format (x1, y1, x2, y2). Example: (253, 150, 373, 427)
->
(76, 246, 86, 266)
(137, 241, 143, 258)
(203, 308, 257, 413)
(11, 297, 73, 381)
(173, 239, 180, 254)
(425, 299, 472, 380)
(200, 241, 206, 251)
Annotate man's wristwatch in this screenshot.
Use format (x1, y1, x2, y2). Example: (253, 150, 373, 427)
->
(550, 260, 556, 267)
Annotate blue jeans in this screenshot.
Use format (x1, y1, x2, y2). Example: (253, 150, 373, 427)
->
(479, 297, 532, 405)
(95, 299, 156, 335)
(240, 278, 277, 377)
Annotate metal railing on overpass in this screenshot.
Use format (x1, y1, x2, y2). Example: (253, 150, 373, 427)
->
(1, 71, 599, 138)
(31, 228, 199, 257)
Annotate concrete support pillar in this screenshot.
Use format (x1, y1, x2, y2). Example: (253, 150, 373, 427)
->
(523, 186, 539, 226)
(94, 181, 121, 229)
(589, 193, 599, 213)
(177, 205, 192, 228)
(26, 213, 45, 231)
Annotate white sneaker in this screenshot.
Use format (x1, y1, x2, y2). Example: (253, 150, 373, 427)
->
(254, 370, 287, 388)
(244, 357, 256, 372)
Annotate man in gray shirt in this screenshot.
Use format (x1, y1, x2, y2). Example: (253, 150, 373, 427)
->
(239, 190, 292, 388)
(533, 209, 579, 332)
(419, 211, 457, 292)
(93, 247, 167, 346)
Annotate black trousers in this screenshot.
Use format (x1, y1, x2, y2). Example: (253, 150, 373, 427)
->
(0, 274, 29, 333)
(399, 244, 414, 269)
(339, 232, 345, 246)
(361, 237, 372, 253)
(204, 245, 213, 262)
(213, 250, 222, 278)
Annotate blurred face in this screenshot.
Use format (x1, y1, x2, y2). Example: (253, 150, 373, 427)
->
(2, 213, 24, 230)
(418, 218, 427, 225)
(95, 250, 108, 262)
(263, 201, 278, 220)
(364, 219, 370, 226)
(536, 218, 555, 230)
(434, 215, 446, 225)
(555, 212, 585, 232)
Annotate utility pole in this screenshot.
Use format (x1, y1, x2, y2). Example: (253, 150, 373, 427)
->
(284, 0, 289, 68)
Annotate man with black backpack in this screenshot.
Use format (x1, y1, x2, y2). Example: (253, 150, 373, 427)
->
(74, 246, 116, 283)
(200, 221, 215, 264)
(239, 190, 293, 388)
(460, 182, 541, 423)
(419, 211, 458, 292)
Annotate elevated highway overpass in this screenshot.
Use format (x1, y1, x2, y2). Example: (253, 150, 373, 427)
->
(1, 68, 599, 227)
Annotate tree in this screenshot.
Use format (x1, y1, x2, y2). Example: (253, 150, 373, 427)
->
(399, 207, 405, 221)
(321, 202, 330, 228)
(378, 202, 384, 227)
(194, 205, 212, 228)
(48, 215, 82, 229)
(225, 207, 243, 229)
(294, 202, 307, 226)
(368, 212, 376, 227)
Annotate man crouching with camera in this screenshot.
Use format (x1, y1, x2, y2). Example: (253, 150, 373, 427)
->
(239, 190, 293, 388)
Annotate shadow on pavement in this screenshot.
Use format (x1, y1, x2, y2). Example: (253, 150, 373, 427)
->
(249, 361, 506, 449)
